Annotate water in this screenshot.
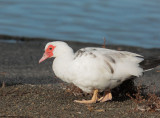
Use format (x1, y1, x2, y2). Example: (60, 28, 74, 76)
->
(0, 0, 160, 48)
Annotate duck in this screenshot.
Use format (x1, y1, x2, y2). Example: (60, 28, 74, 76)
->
(39, 41, 160, 104)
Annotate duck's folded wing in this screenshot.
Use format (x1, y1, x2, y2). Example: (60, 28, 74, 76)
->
(74, 47, 144, 78)
(75, 47, 144, 63)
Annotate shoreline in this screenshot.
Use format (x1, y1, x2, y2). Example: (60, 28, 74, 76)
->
(0, 34, 160, 50)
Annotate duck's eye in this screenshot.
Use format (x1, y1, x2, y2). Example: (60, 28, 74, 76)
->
(49, 48, 52, 50)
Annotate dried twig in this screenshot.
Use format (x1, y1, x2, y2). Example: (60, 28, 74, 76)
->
(0, 72, 7, 88)
(2, 81, 5, 88)
(0, 72, 7, 75)
(102, 37, 106, 48)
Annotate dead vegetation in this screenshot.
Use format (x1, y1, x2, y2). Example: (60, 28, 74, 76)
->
(127, 85, 160, 112)
(64, 83, 87, 96)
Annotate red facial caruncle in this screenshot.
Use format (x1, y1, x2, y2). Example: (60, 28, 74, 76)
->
(39, 45, 56, 63)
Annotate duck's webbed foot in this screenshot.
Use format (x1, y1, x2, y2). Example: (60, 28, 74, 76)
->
(98, 90, 112, 102)
(74, 89, 98, 104)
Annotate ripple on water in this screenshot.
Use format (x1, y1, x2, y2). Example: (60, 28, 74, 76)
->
(0, 0, 160, 48)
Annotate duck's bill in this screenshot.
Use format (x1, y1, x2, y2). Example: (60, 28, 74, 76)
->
(39, 53, 49, 63)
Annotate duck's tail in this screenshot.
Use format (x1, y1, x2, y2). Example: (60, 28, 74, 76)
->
(140, 56, 160, 71)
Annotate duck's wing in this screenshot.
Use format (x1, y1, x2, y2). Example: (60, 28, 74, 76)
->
(74, 47, 143, 64)
(74, 47, 144, 78)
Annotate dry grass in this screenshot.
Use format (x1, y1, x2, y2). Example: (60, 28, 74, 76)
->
(127, 85, 160, 112)
(63, 83, 88, 96)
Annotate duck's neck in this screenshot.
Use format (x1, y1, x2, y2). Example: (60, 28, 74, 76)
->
(56, 46, 74, 60)
(52, 47, 75, 82)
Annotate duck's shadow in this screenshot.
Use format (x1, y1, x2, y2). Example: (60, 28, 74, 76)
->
(110, 79, 147, 102)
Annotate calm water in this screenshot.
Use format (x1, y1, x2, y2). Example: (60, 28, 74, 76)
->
(0, 0, 160, 48)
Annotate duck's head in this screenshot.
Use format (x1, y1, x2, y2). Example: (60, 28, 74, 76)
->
(39, 41, 72, 63)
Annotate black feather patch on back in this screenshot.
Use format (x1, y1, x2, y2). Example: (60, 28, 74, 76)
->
(140, 57, 160, 70)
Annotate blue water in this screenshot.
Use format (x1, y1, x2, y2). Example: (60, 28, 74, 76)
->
(0, 0, 160, 48)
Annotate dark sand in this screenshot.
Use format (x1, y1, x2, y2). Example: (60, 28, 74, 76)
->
(0, 36, 160, 118)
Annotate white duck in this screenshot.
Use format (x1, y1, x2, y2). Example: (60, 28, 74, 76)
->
(39, 41, 151, 104)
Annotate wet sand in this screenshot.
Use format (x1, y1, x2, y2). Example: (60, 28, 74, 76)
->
(0, 36, 160, 118)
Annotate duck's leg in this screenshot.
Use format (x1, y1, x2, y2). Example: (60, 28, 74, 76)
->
(99, 90, 112, 102)
(74, 89, 98, 104)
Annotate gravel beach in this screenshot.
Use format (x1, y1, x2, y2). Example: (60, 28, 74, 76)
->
(0, 36, 160, 118)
